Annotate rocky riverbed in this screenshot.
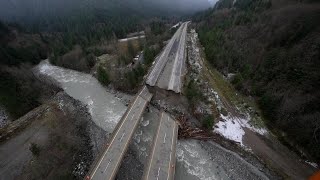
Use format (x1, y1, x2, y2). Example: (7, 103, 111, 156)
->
(0, 91, 108, 179)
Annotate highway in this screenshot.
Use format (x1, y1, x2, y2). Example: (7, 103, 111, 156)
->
(88, 86, 152, 180)
(146, 22, 189, 93)
(87, 22, 186, 179)
(142, 112, 179, 180)
(168, 22, 188, 92)
(146, 23, 183, 86)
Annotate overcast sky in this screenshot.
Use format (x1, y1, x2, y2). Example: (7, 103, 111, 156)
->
(0, 0, 216, 23)
(208, 0, 219, 5)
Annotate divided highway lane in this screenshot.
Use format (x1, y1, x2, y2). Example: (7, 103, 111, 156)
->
(146, 23, 185, 86)
(142, 112, 179, 180)
(146, 22, 189, 93)
(156, 22, 186, 90)
(88, 86, 152, 180)
(168, 22, 189, 93)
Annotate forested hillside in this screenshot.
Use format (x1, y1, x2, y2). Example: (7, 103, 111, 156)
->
(194, 0, 320, 161)
(0, 0, 210, 120)
(0, 0, 210, 66)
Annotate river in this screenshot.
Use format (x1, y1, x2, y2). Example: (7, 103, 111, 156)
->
(37, 60, 271, 180)
(37, 60, 126, 133)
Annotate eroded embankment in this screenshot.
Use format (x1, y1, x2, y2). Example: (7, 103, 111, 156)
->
(0, 92, 107, 179)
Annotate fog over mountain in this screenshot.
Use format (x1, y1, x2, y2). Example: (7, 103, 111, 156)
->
(0, 0, 211, 23)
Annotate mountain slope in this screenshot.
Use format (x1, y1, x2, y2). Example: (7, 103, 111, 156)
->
(194, 0, 320, 162)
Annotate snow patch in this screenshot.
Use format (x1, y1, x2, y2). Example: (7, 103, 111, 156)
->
(214, 114, 267, 146)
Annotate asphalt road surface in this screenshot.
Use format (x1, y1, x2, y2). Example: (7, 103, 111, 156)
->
(88, 86, 152, 180)
(146, 22, 189, 93)
(142, 112, 179, 180)
(168, 22, 188, 92)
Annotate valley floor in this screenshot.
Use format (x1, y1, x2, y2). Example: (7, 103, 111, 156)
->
(0, 25, 317, 180)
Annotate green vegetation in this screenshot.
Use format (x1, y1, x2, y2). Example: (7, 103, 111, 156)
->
(97, 66, 110, 86)
(185, 80, 203, 106)
(0, 0, 190, 120)
(0, 23, 60, 119)
(0, 70, 37, 118)
(127, 41, 136, 59)
(202, 115, 215, 129)
(50, 46, 96, 72)
(0, 43, 47, 66)
(0, 66, 59, 119)
(143, 46, 158, 65)
(124, 64, 146, 89)
(195, 0, 320, 160)
(150, 21, 166, 35)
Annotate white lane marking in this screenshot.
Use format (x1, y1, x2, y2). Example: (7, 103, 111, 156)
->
(109, 98, 148, 179)
(167, 122, 177, 180)
(168, 22, 186, 91)
(103, 159, 112, 173)
(139, 87, 146, 98)
(176, 23, 187, 91)
(90, 90, 144, 178)
(178, 23, 188, 91)
(145, 112, 165, 179)
(168, 26, 183, 89)
(138, 86, 146, 97)
(120, 133, 125, 142)
(156, 167, 161, 180)
(163, 133, 167, 144)
(147, 38, 174, 84)
(147, 25, 184, 85)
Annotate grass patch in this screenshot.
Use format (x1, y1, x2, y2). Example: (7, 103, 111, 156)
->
(200, 52, 238, 109)
(97, 65, 110, 86)
(185, 79, 203, 107)
(200, 46, 266, 129)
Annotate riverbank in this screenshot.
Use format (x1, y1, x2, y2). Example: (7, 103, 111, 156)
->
(3, 44, 314, 180)
(0, 92, 107, 179)
(35, 60, 274, 180)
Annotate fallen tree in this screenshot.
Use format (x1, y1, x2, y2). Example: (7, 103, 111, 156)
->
(177, 115, 216, 140)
